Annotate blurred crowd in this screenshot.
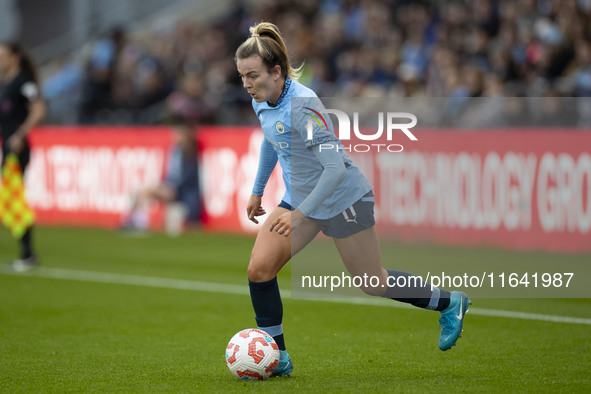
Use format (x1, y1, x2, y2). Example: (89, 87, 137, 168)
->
(42, 0, 591, 126)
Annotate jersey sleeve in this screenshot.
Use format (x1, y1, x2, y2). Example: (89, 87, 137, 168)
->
(252, 138, 278, 196)
(291, 96, 349, 216)
(296, 143, 347, 216)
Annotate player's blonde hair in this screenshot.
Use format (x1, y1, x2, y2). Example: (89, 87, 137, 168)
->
(235, 22, 302, 81)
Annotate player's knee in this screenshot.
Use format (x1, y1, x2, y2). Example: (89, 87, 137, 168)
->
(247, 256, 276, 283)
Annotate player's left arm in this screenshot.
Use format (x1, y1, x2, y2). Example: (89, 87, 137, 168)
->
(270, 98, 346, 236)
(297, 145, 346, 217)
(295, 97, 347, 216)
(270, 144, 346, 236)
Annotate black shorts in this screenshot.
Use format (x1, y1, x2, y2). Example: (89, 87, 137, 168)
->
(278, 191, 375, 239)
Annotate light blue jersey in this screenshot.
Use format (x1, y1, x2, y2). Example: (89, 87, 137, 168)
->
(252, 78, 372, 220)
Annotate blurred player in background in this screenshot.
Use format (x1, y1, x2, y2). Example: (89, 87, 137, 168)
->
(0, 42, 46, 271)
(236, 22, 471, 377)
(121, 122, 200, 232)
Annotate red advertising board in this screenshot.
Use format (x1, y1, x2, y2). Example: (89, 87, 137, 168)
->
(24, 126, 173, 228)
(4, 126, 590, 253)
(198, 126, 283, 233)
(358, 130, 591, 253)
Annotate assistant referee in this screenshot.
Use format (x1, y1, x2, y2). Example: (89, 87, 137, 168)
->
(0, 42, 46, 271)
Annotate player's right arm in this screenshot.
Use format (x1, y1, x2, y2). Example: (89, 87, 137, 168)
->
(247, 138, 278, 224)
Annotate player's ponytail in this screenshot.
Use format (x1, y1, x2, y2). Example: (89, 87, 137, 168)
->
(235, 22, 302, 81)
(1, 42, 40, 85)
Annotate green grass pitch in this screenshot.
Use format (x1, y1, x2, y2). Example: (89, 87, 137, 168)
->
(1, 226, 590, 392)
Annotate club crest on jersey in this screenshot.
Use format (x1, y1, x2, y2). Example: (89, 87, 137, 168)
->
(275, 121, 285, 134)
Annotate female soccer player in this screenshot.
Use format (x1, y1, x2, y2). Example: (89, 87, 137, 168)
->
(235, 22, 470, 377)
(0, 42, 46, 271)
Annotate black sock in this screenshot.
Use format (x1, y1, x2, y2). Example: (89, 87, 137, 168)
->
(20, 227, 34, 259)
(249, 277, 286, 350)
(383, 270, 450, 311)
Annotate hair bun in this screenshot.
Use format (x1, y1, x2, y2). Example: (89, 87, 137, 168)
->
(237, 21, 303, 81)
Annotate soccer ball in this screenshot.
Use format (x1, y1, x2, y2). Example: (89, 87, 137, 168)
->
(225, 328, 280, 380)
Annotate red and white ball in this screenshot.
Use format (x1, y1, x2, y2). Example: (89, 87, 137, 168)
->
(225, 329, 280, 380)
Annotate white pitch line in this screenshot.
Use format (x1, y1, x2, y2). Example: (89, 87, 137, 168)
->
(2, 265, 591, 326)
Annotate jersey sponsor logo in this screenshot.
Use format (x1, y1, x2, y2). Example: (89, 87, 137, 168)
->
(275, 121, 285, 134)
(266, 136, 289, 150)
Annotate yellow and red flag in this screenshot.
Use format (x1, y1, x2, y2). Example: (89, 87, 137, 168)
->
(0, 153, 35, 239)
